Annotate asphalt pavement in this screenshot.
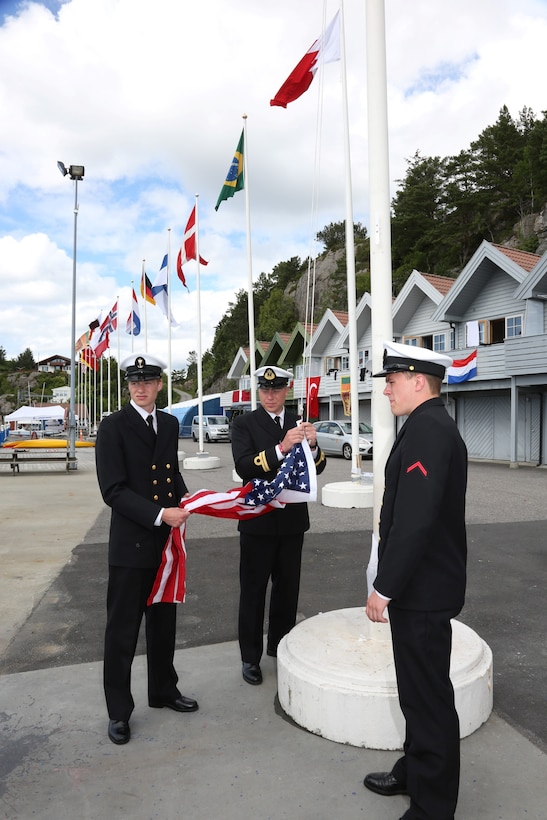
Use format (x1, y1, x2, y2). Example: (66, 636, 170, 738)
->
(0, 443, 545, 819)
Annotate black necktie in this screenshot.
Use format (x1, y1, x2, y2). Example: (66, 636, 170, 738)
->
(146, 414, 156, 445)
(274, 416, 281, 428)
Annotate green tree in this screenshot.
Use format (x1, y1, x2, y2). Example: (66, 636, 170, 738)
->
(391, 152, 447, 289)
(316, 221, 368, 253)
(13, 347, 36, 370)
(256, 290, 298, 338)
(469, 105, 527, 234)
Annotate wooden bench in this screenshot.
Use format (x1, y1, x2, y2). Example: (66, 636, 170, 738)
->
(0, 449, 78, 473)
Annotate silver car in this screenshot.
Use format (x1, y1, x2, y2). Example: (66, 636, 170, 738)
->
(313, 420, 373, 460)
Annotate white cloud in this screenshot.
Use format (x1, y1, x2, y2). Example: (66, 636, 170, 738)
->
(1, 0, 546, 370)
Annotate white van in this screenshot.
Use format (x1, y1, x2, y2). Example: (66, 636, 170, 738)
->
(191, 414, 231, 443)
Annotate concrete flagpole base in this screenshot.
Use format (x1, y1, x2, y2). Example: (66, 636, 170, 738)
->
(321, 481, 374, 508)
(182, 452, 221, 470)
(277, 607, 493, 750)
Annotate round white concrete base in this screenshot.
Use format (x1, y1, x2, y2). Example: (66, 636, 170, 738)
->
(277, 607, 493, 750)
(182, 453, 221, 470)
(321, 481, 373, 508)
(177, 450, 186, 461)
(232, 469, 241, 483)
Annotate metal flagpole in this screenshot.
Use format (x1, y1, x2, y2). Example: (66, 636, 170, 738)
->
(242, 114, 257, 410)
(195, 194, 205, 452)
(366, 0, 395, 572)
(130, 280, 135, 354)
(339, 0, 361, 481)
(142, 259, 148, 352)
(167, 228, 173, 413)
(116, 294, 121, 410)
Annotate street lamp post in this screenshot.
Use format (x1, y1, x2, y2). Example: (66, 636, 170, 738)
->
(58, 161, 85, 470)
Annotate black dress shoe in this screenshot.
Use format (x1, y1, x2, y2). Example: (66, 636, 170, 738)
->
(242, 662, 263, 685)
(108, 719, 130, 745)
(363, 771, 408, 796)
(149, 695, 199, 712)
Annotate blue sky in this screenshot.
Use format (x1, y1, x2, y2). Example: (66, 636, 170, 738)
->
(2, 0, 547, 371)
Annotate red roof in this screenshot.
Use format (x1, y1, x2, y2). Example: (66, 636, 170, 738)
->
(420, 273, 455, 296)
(493, 244, 540, 273)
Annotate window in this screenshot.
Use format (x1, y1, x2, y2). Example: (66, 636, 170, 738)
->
(404, 337, 419, 346)
(358, 349, 370, 368)
(433, 333, 446, 352)
(506, 315, 522, 338)
(476, 315, 523, 344)
(341, 355, 349, 371)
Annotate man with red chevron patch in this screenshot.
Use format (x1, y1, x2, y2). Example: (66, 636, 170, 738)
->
(364, 341, 468, 820)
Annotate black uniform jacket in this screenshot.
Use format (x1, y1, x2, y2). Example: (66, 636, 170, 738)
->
(96, 404, 187, 569)
(374, 397, 468, 612)
(231, 406, 326, 536)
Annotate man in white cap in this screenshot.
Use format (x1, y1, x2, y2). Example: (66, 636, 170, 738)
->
(231, 366, 326, 685)
(96, 353, 198, 746)
(363, 341, 468, 820)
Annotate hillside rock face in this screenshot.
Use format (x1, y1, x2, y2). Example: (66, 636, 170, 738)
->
(287, 249, 345, 323)
(510, 204, 547, 255)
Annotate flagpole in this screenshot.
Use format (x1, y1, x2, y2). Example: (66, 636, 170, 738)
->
(116, 293, 121, 410)
(130, 279, 135, 354)
(194, 194, 205, 451)
(242, 114, 256, 410)
(167, 228, 173, 413)
(339, 0, 360, 480)
(142, 260, 148, 351)
(107, 347, 111, 414)
(367, 0, 395, 539)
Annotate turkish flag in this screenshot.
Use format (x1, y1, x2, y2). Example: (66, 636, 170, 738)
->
(306, 376, 321, 419)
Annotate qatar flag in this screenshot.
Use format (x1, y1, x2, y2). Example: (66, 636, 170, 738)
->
(176, 206, 208, 291)
(270, 11, 340, 108)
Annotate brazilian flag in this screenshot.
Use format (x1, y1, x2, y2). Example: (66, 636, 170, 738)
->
(215, 130, 244, 211)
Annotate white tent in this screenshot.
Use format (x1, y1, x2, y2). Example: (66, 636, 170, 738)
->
(5, 405, 66, 422)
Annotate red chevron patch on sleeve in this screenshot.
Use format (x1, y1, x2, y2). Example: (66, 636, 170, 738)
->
(406, 461, 428, 477)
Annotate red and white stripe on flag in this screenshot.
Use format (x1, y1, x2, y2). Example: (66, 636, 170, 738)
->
(147, 525, 187, 605)
(147, 440, 317, 604)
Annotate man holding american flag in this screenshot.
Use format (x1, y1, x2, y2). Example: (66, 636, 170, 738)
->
(231, 366, 327, 685)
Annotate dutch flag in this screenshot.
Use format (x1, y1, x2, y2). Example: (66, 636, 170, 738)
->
(447, 349, 478, 384)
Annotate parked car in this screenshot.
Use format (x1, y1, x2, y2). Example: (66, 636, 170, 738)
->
(313, 420, 373, 460)
(191, 414, 231, 442)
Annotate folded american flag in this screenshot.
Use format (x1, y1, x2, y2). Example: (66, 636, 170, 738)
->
(147, 440, 317, 604)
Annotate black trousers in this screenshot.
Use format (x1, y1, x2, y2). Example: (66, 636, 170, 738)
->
(389, 607, 461, 820)
(238, 531, 304, 664)
(104, 565, 180, 721)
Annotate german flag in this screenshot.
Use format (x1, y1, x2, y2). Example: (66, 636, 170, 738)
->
(140, 270, 156, 305)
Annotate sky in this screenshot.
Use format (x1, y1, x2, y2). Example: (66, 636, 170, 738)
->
(1, 0, 547, 372)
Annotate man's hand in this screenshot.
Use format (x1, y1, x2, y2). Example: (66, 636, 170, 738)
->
(281, 421, 317, 452)
(161, 506, 191, 528)
(366, 590, 389, 623)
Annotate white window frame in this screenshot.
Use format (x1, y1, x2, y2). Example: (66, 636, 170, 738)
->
(433, 333, 446, 352)
(506, 314, 523, 338)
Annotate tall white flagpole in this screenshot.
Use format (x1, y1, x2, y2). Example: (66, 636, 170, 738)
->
(107, 348, 111, 414)
(366, 0, 395, 583)
(339, 0, 361, 480)
(167, 228, 173, 413)
(116, 293, 121, 410)
(195, 194, 205, 452)
(142, 259, 148, 352)
(242, 114, 257, 410)
(130, 279, 135, 354)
